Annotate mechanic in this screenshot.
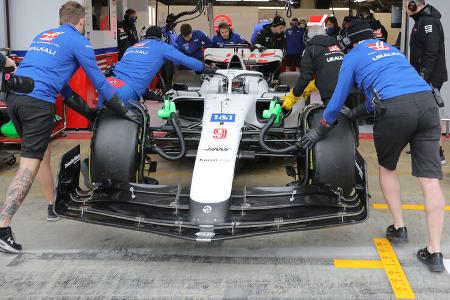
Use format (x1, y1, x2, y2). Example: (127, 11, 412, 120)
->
(357, 7, 388, 42)
(283, 25, 344, 109)
(250, 19, 271, 44)
(211, 22, 248, 48)
(0, 1, 129, 254)
(175, 24, 212, 61)
(121, 8, 139, 46)
(407, 0, 448, 164)
(298, 19, 446, 272)
(254, 16, 287, 51)
(98, 26, 215, 108)
(117, 21, 131, 59)
(325, 16, 341, 38)
(285, 18, 306, 72)
(162, 13, 178, 47)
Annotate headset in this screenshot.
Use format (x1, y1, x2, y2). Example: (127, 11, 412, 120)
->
(408, 1, 418, 12)
(217, 22, 232, 37)
(340, 28, 374, 49)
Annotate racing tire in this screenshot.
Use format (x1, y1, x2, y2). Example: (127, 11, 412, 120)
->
(305, 107, 356, 196)
(90, 110, 143, 184)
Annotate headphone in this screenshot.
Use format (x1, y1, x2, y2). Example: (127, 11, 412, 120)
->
(408, 1, 418, 12)
(217, 22, 232, 36)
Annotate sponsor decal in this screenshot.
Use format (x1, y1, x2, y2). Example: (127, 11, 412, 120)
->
(211, 113, 236, 123)
(129, 187, 136, 199)
(39, 31, 63, 41)
(424, 25, 433, 34)
(126, 49, 148, 55)
(368, 41, 390, 51)
(134, 43, 146, 48)
(213, 128, 227, 139)
(328, 45, 341, 52)
(202, 147, 231, 152)
(64, 154, 80, 169)
(202, 206, 212, 214)
(327, 55, 343, 63)
(28, 46, 57, 56)
(195, 231, 215, 238)
(371, 51, 403, 62)
(199, 158, 231, 162)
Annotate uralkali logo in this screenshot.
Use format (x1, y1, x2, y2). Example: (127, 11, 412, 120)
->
(40, 31, 63, 41)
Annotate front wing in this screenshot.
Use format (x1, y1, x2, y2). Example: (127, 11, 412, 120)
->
(55, 146, 369, 241)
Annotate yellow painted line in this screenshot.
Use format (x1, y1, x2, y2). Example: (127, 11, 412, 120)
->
(373, 203, 450, 211)
(374, 238, 416, 300)
(334, 259, 384, 269)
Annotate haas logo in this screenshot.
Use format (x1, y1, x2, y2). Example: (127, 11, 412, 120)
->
(40, 31, 63, 41)
(328, 45, 341, 52)
(368, 41, 390, 51)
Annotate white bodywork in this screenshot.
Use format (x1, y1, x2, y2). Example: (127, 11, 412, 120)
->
(188, 68, 303, 204)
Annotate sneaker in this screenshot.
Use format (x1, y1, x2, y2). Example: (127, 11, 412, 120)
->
(0, 227, 22, 254)
(386, 225, 408, 243)
(440, 147, 446, 165)
(47, 204, 60, 222)
(417, 247, 445, 272)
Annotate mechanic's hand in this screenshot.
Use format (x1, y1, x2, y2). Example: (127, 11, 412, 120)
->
(202, 64, 217, 75)
(258, 46, 266, 53)
(302, 80, 317, 99)
(248, 44, 256, 52)
(124, 110, 142, 125)
(341, 103, 370, 121)
(282, 89, 301, 110)
(297, 119, 335, 150)
(5, 57, 16, 71)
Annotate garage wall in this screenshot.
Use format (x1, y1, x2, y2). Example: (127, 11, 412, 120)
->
(0, 0, 7, 49)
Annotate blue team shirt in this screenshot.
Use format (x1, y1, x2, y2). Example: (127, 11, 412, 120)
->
(251, 21, 271, 44)
(113, 38, 204, 97)
(15, 24, 115, 103)
(285, 26, 306, 54)
(323, 39, 432, 124)
(211, 32, 246, 48)
(175, 30, 212, 61)
(162, 25, 178, 47)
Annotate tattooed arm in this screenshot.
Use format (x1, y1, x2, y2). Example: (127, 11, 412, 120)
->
(0, 167, 36, 227)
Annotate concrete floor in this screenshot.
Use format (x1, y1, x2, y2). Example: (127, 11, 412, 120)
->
(0, 137, 450, 299)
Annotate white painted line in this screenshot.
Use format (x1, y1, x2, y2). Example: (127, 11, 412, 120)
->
(444, 259, 450, 274)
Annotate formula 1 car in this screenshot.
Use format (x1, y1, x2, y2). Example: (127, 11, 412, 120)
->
(55, 48, 368, 242)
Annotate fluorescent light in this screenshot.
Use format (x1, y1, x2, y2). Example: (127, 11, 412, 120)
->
(329, 8, 351, 11)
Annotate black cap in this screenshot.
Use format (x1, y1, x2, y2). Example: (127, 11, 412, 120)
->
(145, 26, 163, 39)
(272, 16, 286, 27)
(347, 19, 373, 44)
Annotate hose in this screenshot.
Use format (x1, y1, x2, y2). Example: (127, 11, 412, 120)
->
(259, 114, 298, 154)
(152, 112, 187, 161)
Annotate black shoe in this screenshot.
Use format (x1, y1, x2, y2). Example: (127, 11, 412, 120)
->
(47, 204, 60, 222)
(417, 247, 445, 272)
(0, 227, 22, 254)
(440, 147, 446, 165)
(386, 225, 408, 243)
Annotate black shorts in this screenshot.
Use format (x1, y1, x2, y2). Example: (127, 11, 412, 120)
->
(6, 94, 55, 160)
(374, 91, 442, 179)
(285, 54, 301, 67)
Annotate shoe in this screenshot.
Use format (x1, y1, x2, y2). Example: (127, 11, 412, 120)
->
(47, 204, 60, 222)
(386, 225, 408, 243)
(440, 147, 446, 165)
(0, 227, 22, 254)
(417, 247, 445, 272)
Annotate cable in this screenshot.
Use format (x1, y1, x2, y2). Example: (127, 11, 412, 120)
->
(259, 114, 298, 154)
(285, 0, 292, 18)
(152, 112, 187, 161)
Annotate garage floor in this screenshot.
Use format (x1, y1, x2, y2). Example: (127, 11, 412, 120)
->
(0, 136, 449, 299)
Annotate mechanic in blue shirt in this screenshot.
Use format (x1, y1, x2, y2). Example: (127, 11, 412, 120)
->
(285, 18, 306, 72)
(98, 26, 215, 108)
(0, 1, 129, 254)
(298, 20, 446, 272)
(250, 20, 271, 44)
(162, 14, 178, 47)
(211, 23, 247, 48)
(175, 24, 212, 61)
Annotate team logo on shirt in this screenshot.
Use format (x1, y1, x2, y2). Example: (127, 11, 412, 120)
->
(39, 31, 63, 41)
(328, 45, 341, 52)
(424, 25, 433, 34)
(134, 43, 145, 48)
(368, 41, 390, 51)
